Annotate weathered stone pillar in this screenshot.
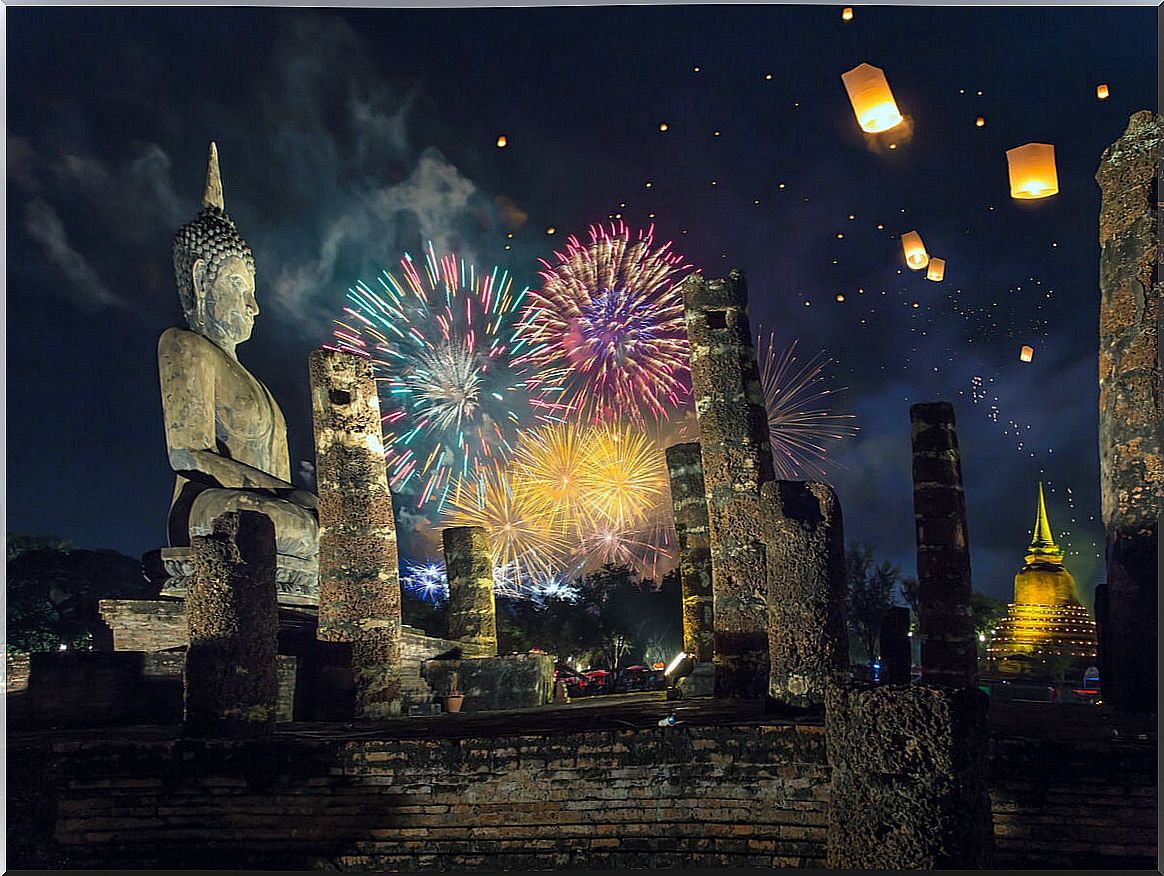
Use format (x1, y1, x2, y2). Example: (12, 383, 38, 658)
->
(184, 510, 278, 737)
(309, 349, 403, 719)
(910, 402, 977, 687)
(664, 442, 715, 665)
(880, 605, 912, 686)
(681, 270, 774, 699)
(761, 480, 848, 710)
(443, 526, 498, 656)
(826, 684, 994, 868)
(1095, 110, 1161, 716)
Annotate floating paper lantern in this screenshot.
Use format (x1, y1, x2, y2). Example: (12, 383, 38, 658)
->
(841, 63, 904, 133)
(926, 257, 946, 282)
(900, 230, 929, 270)
(1096, 83, 1109, 100)
(1020, 345, 1034, 363)
(496, 135, 508, 148)
(842, 7, 854, 21)
(1006, 143, 1059, 200)
(975, 116, 985, 127)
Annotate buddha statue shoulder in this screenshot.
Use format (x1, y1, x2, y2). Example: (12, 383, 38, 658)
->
(157, 142, 319, 602)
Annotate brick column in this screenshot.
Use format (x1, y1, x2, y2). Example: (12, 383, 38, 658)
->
(681, 270, 774, 699)
(309, 349, 403, 719)
(184, 510, 278, 737)
(664, 442, 715, 665)
(761, 480, 848, 710)
(443, 526, 498, 656)
(1095, 110, 1161, 716)
(910, 402, 977, 687)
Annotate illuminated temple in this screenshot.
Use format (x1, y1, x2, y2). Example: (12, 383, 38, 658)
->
(987, 483, 1098, 678)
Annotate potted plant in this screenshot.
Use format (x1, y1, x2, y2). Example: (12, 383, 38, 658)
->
(443, 671, 464, 714)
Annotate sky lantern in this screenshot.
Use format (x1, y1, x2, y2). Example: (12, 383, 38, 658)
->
(1020, 345, 1035, 363)
(926, 257, 946, 282)
(900, 230, 929, 270)
(496, 135, 508, 148)
(1006, 143, 1059, 199)
(842, 7, 854, 21)
(841, 63, 904, 133)
(1096, 83, 1110, 100)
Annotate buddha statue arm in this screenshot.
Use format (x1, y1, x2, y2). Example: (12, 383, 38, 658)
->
(158, 327, 309, 499)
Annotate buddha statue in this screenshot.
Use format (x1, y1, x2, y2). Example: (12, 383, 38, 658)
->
(155, 142, 319, 604)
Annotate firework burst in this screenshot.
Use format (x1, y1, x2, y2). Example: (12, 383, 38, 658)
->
(757, 332, 859, 480)
(328, 243, 536, 513)
(504, 421, 674, 581)
(444, 461, 571, 595)
(514, 221, 695, 424)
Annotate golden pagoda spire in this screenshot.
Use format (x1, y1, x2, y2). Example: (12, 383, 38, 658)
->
(1025, 481, 1063, 565)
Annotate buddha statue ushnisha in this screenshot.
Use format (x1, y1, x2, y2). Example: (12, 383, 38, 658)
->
(157, 142, 319, 603)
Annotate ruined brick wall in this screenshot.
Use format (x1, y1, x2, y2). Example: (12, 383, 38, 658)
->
(98, 599, 188, 651)
(988, 733, 1156, 869)
(7, 715, 1154, 870)
(6, 652, 31, 692)
(9, 724, 830, 870)
(6, 652, 298, 729)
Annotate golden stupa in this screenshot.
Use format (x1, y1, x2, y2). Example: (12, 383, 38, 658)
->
(987, 483, 1098, 678)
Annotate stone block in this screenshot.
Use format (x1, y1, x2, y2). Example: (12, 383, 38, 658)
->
(423, 655, 554, 712)
(760, 481, 848, 709)
(664, 442, 714, 664)
(184, 510, 279, 737)
(826, 682, 993, 869)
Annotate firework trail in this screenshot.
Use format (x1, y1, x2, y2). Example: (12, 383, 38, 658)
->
(757, 331, 859, 480)
(328, 243, 536, 514)
(514, 221, 696, 425)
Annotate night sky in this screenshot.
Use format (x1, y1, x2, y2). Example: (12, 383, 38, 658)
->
(6, 5, 1156, 606)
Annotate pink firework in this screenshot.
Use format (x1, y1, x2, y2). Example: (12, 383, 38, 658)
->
(514, 221, 696, 424)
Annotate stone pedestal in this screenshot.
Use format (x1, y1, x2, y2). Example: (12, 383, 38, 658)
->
(309, 349, 403, 719)
(183, 510, 279, 738)
(761, 481, 848, 710)
(910, 402, 977, 687)
(826, 683, 994, 869)
(880, 605, 912, 686)
(443, 526, 498, 656)
(681, 270, 774, 699)
(664, 441, 715, 664)
(1095, 110, 1161, 716)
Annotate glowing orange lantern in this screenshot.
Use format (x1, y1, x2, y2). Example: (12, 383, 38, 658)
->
(901, 230, 929, 270)
(1096, 84, 1109, 100)
(841, 63, 904, 133)
(496, 135, 508, 148)
(975, 116, 985, 127)
(1006, 143, 1059, 200)
(842, 7, 854, 21)
(926, 257, 946, 282)
(1020, 345, 1034, 363)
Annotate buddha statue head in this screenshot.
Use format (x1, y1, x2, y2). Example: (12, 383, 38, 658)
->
(172, 142, 258, 357)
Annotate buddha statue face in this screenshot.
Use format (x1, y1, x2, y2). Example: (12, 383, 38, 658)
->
(193, 253, 259, 351)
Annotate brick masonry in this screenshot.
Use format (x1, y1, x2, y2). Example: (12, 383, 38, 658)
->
(5, 710, 1154, 870)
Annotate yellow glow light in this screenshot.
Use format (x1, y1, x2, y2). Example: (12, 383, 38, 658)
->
(976, 116, 985, 127)
(841, 63, 904, 133)
(926, 257, 946, 282)
(659, 122, 669, 131)
(496, 135, 508, 148)
(1006, 143, 1059, 200)
(1096, 83, 1109, 100)
(1020, 344, 1034, 362)
(901, 230, 929, 270)
(842, 7, 854, 21)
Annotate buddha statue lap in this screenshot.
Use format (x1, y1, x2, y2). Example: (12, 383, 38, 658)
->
(152, 143, 319, 604)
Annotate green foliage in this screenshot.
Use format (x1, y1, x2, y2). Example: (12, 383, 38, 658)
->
(845, 543, 904, 669)
(6, 536, 153, 653)
(496, 564, 683, 672)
